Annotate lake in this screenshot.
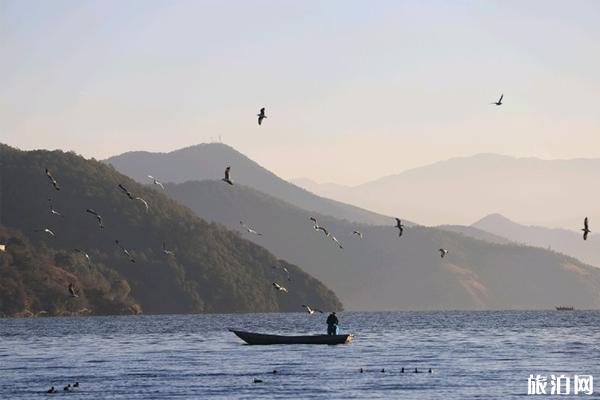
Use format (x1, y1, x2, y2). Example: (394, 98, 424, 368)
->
(1, 310, 598, 399)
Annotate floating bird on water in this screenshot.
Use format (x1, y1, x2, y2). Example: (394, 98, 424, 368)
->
(73, 382, 80, 388)
(68, 283, 79, 298)
(118, 184, 135, 200)
(302, 304, 323, 315)
(394, 218, 404, 237)
(134, 197, 149, 212)
(115, 240, 135, 263)
(64, 384, 72, 392)
(352, 230, 363, 238)
(34, 228, 55, 237)
(240, 221, 262, 236)
(222, 166, 233, 185)
(253, 379, 263, 384)
(491, 94, 504, 106)
(45, 168, 60, 191)
(85, 209, 104, 228)
(439, 248, 448, 258)
(272, 282, 288, 293)
(73, 248, 90, 262)
(47, 386, 57, 394)
(148, 175, 165, 190)
(582, 217, 591, 240)
(162, 242, 175, 256)
(257, 107, 267, 125)
(48, 199, 63, 217)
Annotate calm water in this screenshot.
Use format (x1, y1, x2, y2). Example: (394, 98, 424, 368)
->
(1, 311, 599, 399)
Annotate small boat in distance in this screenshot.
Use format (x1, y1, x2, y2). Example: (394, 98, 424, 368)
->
(555, 306, 575, 311)
(229, 329, 352, 345)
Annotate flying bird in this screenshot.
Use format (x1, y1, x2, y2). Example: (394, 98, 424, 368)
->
(118, 184, 134, 200)
(148, 175, 165, 190)
(439, 248, 449, 258)
(491, 94, 504, 106)
(115, 240, 135, 262)
(162, 242, 175, 256)
(134, 197, 149, 212)
(73, 248, 91, 262)
(272, 282, 288, 293)
(394, 218, 404, 237)
(68, 283, 79, 298)
(48, 198, 63, 217)
(240, 221, 262, 236)
(85, 209, 104, 228)
(302, 304, 324, 315)
(45, 168, 60, 191)
(330, 235, 343, 249)
(222, 166, 233, 185)
(309, 218, 330, 236)
(582, 217, 591, 240)
(34, 228, 55, 237)
(257, 107, 267, 125)
(352, 230, 363, 238)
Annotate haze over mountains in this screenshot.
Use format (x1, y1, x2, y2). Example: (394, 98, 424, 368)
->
(292, 153, 600, 229)
(471, 213, 600, 268)
(0, 144, 341, 317)
(105, 144, 390, 225)
(104, 143, 600, 310)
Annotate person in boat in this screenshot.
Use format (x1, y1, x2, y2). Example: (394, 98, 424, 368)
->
(326, 312, 339, 335)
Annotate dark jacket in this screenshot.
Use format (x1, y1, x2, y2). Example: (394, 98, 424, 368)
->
(326, 313, 339, 326)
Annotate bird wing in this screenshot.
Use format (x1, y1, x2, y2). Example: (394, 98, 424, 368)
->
(135, 197, 149, 211)
(86, 208, 98, 216)
(224, 167, 231, 180)
(584, 217, 589, 229)
(395, 218, 401, 227)
(499, 94, 504, 102)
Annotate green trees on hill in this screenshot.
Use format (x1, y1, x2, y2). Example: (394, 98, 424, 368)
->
(0, 144, 342, 316)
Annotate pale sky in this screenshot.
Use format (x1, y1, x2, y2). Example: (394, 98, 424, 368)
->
(1, 0, 599, 185)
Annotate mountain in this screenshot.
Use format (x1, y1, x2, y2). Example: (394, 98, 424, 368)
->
(0, 144, 341, 317)
(436, 224, 512, 245)
(104, 143, 390, 225)
(164, 179, 600, 311)
(472, 213, 600, 267)
(293, 153, 600, 228)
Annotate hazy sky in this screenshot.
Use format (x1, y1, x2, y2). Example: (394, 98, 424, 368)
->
(1, 0, 599, 185)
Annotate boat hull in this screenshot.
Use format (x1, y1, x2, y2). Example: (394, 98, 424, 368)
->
(229, 329, 352, 345)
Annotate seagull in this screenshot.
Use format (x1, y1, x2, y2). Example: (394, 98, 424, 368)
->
(439, 248, 449, 258)
(240, 221, 262, 236)
(34, 228, 55, 237)
(45, 168, 60, 191)
(302, 304, 324, 315)
(48, 198, 63, 217)
(315, 225, 329, 236)
(394, 218, 404, 237)
(118, 184, 134, 200)
(85, 209, 104, 228)
(134, 197, 149, 212)
(257, 107, 267, 125)
(147, 175, 165, 190)
(222, 166, 233, 185)
(352, 230, 363, 238)
(272, 282, 288, 293)
(491, 94, 504, 106)
(330, 235, 343, 249)
(73, 248, 90, 262)
(582, 217, 591, 240)
(115, 240, 135, 262)
(68, 283, 79, 298)
(162, 242, 175, 256)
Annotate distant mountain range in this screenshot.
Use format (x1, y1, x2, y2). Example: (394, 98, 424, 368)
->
(162, 179, 600, 311)
(470, 213, 600, 268)
(104, 144, 390, 225)
(0, 144, 341, 317)
(292, 153, 600, 228)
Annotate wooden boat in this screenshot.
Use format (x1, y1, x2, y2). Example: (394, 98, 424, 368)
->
(229, 329, 352, 345)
